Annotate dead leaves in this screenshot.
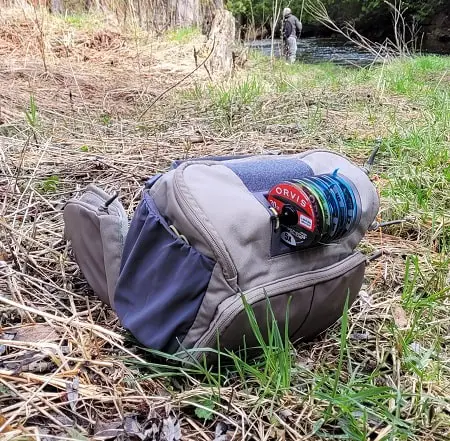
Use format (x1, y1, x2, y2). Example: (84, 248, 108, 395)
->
(93, 420, 123, 440)
(0, 323, 62, 375)
(0, 247, 8, 263)
(92, 410, 181, 441)
(66, 376, 80, 412)
(213, 422, 228, 441)
(9, 323, 60, 343)
(392, 304, 409, 329)
(0, 333, 14, 356)
(0, 414, 14, 434)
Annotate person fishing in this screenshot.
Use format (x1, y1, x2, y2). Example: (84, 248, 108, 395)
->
(282, 7, 302, 64)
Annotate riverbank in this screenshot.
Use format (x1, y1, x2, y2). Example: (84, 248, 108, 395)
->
(246, 36, 449, 67)
(234, 2, 450, 55)
(246, 37, 380, 67)
(1, 7, 449, 440)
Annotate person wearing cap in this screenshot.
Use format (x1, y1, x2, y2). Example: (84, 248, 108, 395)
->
(282, 7, 302, 64)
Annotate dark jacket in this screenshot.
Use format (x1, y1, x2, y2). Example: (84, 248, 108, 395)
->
(283, 13, 302, 39)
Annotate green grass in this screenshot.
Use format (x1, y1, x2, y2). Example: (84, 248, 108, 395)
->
(120, 295, 298, 435)
(380, 55, 449, 97)
(132, 53, 450, 439)
(61, 11, 105, 31)
(132, 293, 294, 394)
(126, 276, 449, 440)
(38, 175, 60, 193)
(3, 9, 449, 437)
(99, 111, 112, 126)
(64, 13, 91, 29)
(24, 95, 38, 128)
(181, 54, 450, 249)
(166, 26, 201, 43)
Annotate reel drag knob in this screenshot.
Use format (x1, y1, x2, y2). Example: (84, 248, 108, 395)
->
(279, 204, 298, 226)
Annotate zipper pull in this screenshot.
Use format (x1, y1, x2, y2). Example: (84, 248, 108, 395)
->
(369, 219, 405, 231)
(98, 192, 119, 213)
(362, 137, 382, 175)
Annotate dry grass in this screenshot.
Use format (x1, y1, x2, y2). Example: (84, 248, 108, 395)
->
(1, 6, 449, 441)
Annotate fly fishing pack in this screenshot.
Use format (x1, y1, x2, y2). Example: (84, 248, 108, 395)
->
(63, 148, 380, 361)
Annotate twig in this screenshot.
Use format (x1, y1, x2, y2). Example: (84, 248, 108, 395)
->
(0, 295, 122, 340)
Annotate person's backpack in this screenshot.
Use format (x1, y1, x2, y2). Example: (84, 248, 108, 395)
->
(282, 18, 293, 40)
(63, 149, 380, 362)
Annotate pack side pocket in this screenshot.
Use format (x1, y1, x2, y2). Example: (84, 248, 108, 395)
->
(114, 191, 216, 353)
(216, 285, 315, 357)
(193, 252, 366, 358)
(291, 257, 365, 343)
(63, 184, 128, 308)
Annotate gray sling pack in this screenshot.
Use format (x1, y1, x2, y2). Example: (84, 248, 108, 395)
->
(63, 149, 380, 361)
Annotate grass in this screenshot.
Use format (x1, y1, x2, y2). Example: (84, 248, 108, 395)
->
(183, 53, 450, 247)
(63, 13, 95, 29)
(166, 25, 201, 43)
(0, 5, 449, 441)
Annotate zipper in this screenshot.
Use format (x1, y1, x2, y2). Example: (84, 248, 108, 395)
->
(296, 148, 349, 161)
(173, 163, 238, 283)
(196, 251, 366, 349)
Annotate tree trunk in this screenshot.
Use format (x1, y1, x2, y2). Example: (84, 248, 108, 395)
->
(201, 0, 224, 34)
(204, 9, 237, 76)
(170, 0, 199, 27)
(132, 0, 223, 33)
(50, 0, 64, 14)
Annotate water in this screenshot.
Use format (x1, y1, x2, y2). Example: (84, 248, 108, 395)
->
(246, 37, 378, 67)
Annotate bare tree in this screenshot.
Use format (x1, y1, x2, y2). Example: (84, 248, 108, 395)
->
(270, 0, 281, 61)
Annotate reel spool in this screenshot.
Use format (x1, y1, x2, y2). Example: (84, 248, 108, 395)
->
(267, 170, 362, 249)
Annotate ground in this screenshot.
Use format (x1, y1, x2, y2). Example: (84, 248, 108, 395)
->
(0, 6, 449, 441)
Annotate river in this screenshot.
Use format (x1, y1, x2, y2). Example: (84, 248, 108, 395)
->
(246, 37, 384, 67)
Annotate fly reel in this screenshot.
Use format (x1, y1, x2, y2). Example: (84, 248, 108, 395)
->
(267, 170, 362, 249)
